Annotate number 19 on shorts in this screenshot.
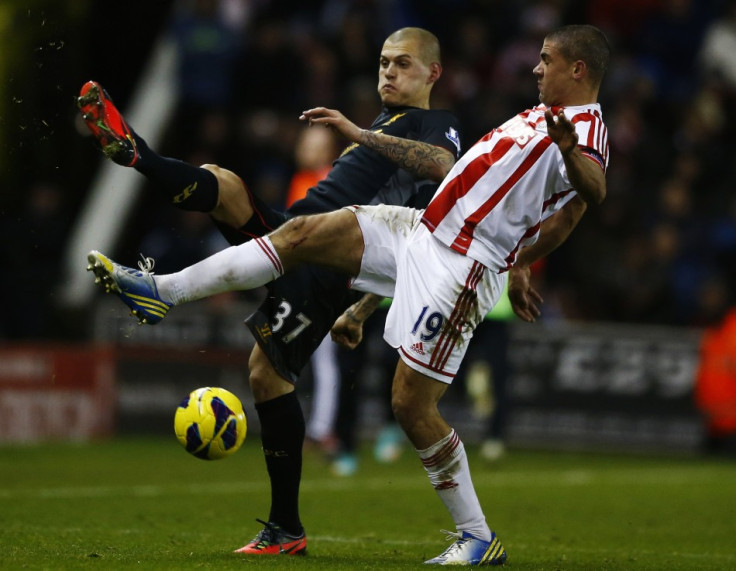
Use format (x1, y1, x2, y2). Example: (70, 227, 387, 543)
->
(412, 305, 444, 341)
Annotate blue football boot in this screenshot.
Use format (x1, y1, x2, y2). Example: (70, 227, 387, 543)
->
(424, 530, 507, 566)
(87, 250, 173, 324)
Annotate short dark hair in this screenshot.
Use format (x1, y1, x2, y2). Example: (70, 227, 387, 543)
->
(546, 25, 610, 86)
(385, 27, 441, 66)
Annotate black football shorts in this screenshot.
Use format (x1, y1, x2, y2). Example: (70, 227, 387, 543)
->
(245, 264, 361, 382)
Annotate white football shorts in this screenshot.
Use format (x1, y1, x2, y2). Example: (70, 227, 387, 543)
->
(346, 204, 506, 383)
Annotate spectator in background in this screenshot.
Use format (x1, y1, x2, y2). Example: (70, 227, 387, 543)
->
(694, 275, 736, 455)
(171, 0, 243, 109)
(285, 127, 338, 208)
(284, 126, 342, 451)
(169, 0, 243, 156)
(636, 0, 713, 106)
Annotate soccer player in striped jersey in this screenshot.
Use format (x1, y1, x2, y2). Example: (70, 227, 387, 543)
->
(88, 24, 610, 566)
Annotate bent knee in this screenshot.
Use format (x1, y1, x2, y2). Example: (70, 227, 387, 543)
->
(200, 163, 224, 179)
(248, 349, 294, 403)
(200, 164, 240, 191)
(202, 164, 253, 227)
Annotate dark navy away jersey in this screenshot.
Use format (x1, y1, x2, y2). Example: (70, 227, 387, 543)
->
(286, 106, 461, 215)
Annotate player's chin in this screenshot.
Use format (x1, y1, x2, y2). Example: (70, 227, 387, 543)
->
(379, 91, 399, 106)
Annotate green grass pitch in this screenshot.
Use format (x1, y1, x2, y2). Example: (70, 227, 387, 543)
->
(1, 436, 735, 569)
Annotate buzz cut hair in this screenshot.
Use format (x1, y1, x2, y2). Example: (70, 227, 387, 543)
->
(385, 27, 441, 66)
(546, 24, 610, 86)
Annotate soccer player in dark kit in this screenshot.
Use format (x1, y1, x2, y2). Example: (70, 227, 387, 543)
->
(78, 27, 462, 556)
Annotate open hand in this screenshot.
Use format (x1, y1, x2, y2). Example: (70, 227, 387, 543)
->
(508, 265, 543, 323)
(300, 107, 362, 142)
(544, 108, 578, 155)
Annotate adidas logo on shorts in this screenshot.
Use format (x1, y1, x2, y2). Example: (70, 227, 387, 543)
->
(409, 341, 425, 355)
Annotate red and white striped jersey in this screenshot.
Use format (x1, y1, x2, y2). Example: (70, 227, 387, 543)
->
(421, 103, 608, 272)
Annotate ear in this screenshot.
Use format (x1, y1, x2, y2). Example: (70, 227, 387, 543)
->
(428, 61, 442, 84)
(572, 60, 586, 80)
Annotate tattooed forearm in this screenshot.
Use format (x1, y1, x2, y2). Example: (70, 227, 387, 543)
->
(358, 129, 455, 182)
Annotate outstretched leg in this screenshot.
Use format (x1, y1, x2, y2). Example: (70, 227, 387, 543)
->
(87, 209, 364, 324)
(78, 80, 255, 229)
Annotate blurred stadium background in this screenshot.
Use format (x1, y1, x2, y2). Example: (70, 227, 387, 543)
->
(1, 0, 736, 456)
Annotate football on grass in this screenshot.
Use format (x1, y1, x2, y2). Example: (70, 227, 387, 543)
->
(174, 387, 247, 460)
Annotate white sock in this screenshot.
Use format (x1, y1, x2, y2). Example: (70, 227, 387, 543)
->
(417, 429, 491, 541)
(155, 236, 284, 304)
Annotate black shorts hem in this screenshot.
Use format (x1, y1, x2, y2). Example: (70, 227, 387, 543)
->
(245, 310, 299, 384)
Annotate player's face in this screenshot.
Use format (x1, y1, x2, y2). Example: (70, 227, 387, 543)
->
(533, 40, 577, 106)
(377, 38, 433, 108)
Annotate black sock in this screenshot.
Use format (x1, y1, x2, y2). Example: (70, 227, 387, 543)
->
(255, 392, 305, 535)
(132, 133, 219, 212)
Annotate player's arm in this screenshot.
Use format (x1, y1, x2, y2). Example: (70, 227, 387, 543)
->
(330, 293, 385, 350)
(300, 107, 454, 182)
(509, 195, 587, 323)
(355, 130, 454, 182)
(545, 108, 606, 205)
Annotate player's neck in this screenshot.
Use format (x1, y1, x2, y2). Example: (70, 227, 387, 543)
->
(400, 96, 431, 110)
(558, 86, 600, 107)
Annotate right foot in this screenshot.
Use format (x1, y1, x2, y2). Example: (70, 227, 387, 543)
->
(86, 250, 172, 325)
(77, 80, 140, 166)
(234, 519, 307, 556)
(424, 530, 507, 566)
